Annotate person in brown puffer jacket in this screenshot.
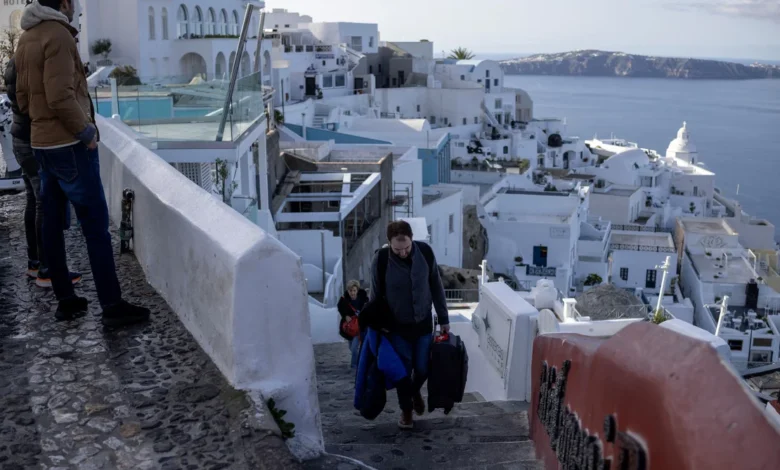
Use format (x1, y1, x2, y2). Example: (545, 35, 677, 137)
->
(15, 0, 150, 327)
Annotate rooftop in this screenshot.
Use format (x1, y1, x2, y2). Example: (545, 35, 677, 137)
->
(611, 231, 675, 249)
(744, 364, 780, 400)
(592, 186, 640, 197)
(680, 218, 737, 236)
(708, 306, 777, 333)
(423, 185, 462, 206)
(690, 252, 758, 284)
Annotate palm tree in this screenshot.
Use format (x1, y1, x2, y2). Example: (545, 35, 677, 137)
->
(447, 47, 475, 60)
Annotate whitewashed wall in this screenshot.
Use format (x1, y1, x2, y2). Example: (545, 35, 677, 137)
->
(97, 116, 323, 455)
(420, 190, 463, 268)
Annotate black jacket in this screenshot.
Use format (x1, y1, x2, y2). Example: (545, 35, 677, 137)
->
(337, 289, 368, 340)
(3, 59, 31, 142)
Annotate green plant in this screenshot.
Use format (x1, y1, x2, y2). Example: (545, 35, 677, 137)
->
(109, 65, 141, 86)
(514, 256, 524, 265)
(689, 202, 696, 214)
(266, 398, 295, 439)
(715, 296, 722, 303)
(447, 47, 475, 60)
(651, 309, 668, 325)
(274, 109, 284, 124)
(214, 158, 238, 204)
(584, 273, 603, 286)
(91, 38, 112, 59)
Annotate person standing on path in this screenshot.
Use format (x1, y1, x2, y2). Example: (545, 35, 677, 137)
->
(4, 56, 83, 288)
(15, 0, 150, 326)
(369, 220, 450, 429)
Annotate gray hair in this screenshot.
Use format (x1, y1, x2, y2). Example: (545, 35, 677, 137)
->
(346, 280, 361, 291)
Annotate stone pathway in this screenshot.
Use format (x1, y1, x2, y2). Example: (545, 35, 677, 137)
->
(0, 192, 300, 470)
(304, 343, 543, 470)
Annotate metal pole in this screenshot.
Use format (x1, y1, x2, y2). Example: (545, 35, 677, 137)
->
(654, 256, 671, 316)
(715, 296, 729, 337)
(321, 231, 326, 295)
(217, 4, 257, 142)
(281, 80, 285, 118)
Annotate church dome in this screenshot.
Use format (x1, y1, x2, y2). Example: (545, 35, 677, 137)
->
(667, 121, 697, 155)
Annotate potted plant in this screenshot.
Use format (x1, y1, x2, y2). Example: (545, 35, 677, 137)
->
(514, 256, 524, 266)
(108, 65, 141, 86)
(91, 39, 112, 62)
(651, 309, 668, 325)
(583, 273, 604, 291)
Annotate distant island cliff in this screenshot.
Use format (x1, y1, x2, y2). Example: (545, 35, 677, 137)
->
(499, 50, 780, 79)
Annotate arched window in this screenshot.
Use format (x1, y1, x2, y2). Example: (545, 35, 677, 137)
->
(232, 10, 240, 36)
(207, 8, 216, 36)
(148, 7, 156, 40)
(193, 6, 203, 37)
(177, 5, 188, 39)
(161, 8, 169, 40)
(220, 9, 228, 36)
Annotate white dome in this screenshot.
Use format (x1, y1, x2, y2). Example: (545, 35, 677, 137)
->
(666, 121, 698, 155)
(600, 148, 649, 186)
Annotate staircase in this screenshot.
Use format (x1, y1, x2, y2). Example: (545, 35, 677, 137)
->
(313, 114, 327, 129)
(305, 343, 543, 470)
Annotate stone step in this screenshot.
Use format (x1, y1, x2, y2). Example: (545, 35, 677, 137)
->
(323, 411, 530, 446)
(322, 400, 529, 428)
(323, 441, 537, 469)
(318, 388, 486, 415)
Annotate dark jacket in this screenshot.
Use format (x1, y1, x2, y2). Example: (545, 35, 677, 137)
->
(369, 241, 449, 338)
(337, 289, 368, 340)
(3, 59, 31, 142)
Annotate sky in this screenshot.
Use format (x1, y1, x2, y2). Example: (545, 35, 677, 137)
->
(268, 0, 780, 61)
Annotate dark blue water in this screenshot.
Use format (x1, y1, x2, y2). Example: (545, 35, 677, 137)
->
(505, 75, 780, 233)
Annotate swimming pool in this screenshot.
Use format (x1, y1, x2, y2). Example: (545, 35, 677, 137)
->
(93, 97, 215, 121)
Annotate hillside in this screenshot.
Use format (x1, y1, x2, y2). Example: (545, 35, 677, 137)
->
(499, 50, 780, 79)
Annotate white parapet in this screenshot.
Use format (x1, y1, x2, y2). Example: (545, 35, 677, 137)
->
(96, 115, 323, 456)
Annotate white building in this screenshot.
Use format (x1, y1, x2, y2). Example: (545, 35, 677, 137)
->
(609, 230, 678, 294)
(419, 185, 464, 268)
(263, 9, 379, 104)
(676, 217, 780, 368)
(478, 175, 589, 292)
(74, 1, 272, 84)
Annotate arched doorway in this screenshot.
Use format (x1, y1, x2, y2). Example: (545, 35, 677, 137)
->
(240, 51, 251, 78)
(179, 53, 207, 82)
(9, 10, 22, 31)
(215, 52, 227, 79)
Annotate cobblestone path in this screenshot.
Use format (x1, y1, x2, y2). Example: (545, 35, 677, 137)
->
(0, 192, 300, 470)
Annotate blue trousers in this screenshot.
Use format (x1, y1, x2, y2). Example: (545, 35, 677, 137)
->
(35, 143, 122, 308)
(350, 336, 361, 369)
(387, 333, 433, 412)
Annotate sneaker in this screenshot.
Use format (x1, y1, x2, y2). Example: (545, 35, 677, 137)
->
(55, 296, 89, 321)
(398, 410, 414, 430)
(101, 300, 150, 328)
(27, 260, 41, 279)
(413, 391, 425, 417)
(36, 270, 83, 288)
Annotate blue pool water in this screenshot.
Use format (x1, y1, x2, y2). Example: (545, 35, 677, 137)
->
(93, 97, 213, 121)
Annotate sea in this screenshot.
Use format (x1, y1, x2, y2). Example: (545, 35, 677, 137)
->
(504, 75, 780, 238)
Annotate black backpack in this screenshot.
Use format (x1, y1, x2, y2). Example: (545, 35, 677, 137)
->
(358, 242, 436, 332)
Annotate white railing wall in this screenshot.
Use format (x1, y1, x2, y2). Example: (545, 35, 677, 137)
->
(97, 115, 323, 456)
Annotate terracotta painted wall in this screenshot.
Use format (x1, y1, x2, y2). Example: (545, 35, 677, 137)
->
(530, 322, 780, 469)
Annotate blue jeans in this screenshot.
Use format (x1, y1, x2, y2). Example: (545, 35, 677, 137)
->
(350, 336, 361, 369)
(35, 143, 122, 308)
(387, 333, 434, 412)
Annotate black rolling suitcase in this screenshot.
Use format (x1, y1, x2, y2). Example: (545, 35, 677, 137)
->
(427, 332, 468, 414)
